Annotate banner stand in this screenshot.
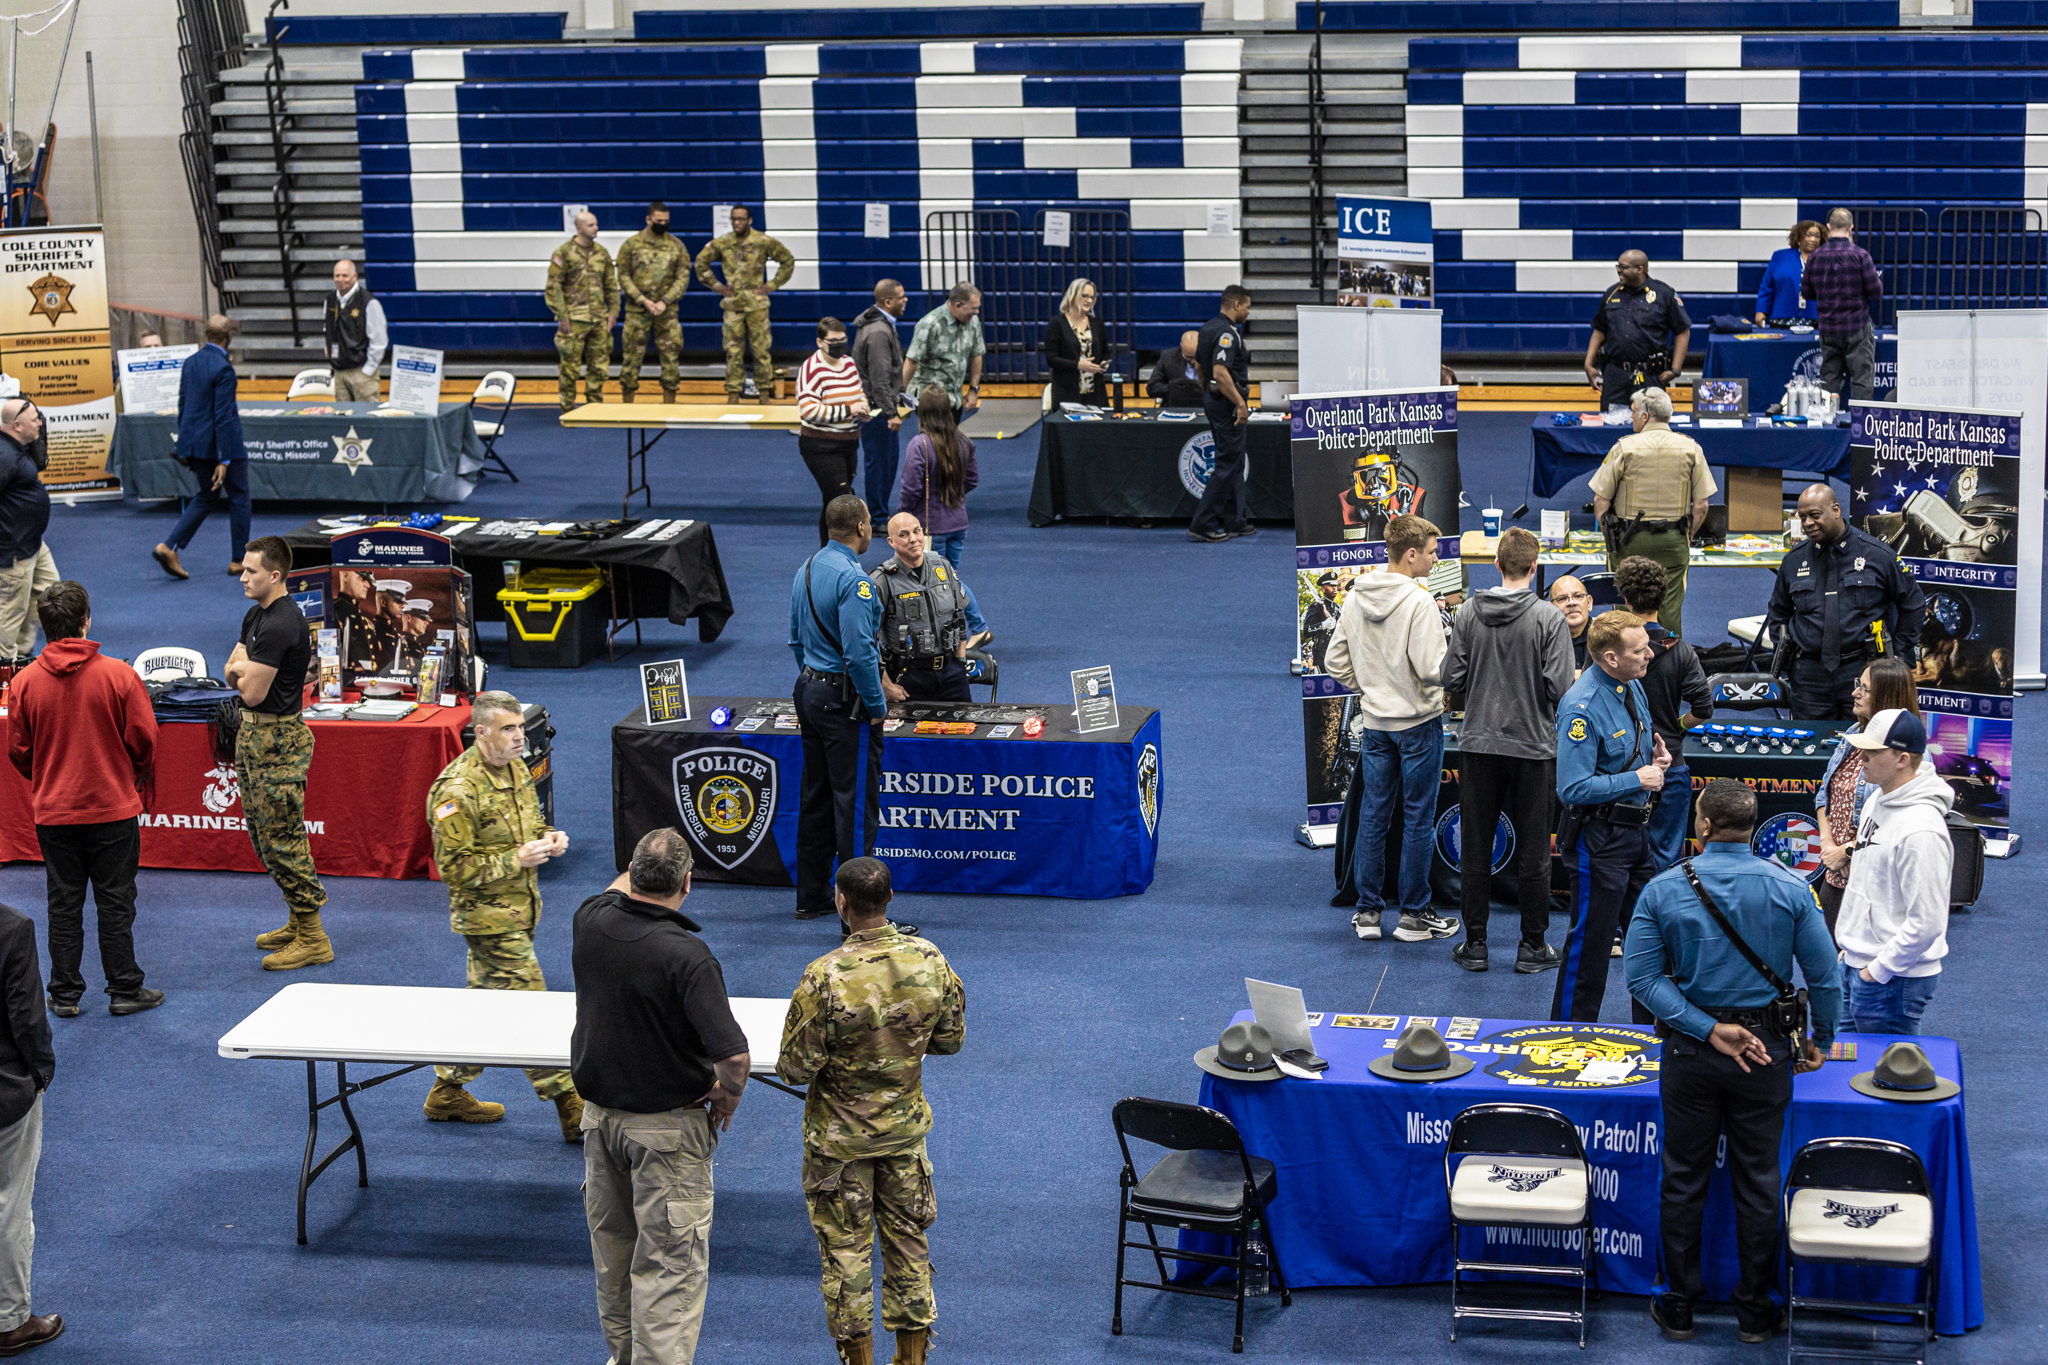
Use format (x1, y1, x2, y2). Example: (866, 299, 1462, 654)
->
(0, 224, 120, 501)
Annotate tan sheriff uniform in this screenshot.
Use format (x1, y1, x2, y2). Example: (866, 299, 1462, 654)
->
(1590, 423, 1717, 633)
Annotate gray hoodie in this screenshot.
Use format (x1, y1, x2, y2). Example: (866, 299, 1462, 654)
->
(850, 303, 904, 414)
(1442, 587, 1576, 760)
(1325, 569, 1446, 731)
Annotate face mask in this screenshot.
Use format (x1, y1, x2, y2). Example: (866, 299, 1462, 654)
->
(825, 339, 849, 358)
(649, 221, 668, 236)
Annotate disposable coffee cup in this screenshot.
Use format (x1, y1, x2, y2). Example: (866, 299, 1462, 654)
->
(1483, 508, 1503, 536)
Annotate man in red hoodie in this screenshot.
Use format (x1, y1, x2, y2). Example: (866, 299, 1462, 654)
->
(6, 581, 163, 1018)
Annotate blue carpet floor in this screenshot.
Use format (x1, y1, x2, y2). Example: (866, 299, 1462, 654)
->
(3, 407, 2038, 1362)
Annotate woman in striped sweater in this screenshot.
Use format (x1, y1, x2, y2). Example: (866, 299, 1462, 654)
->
(795, 316, 872, 545)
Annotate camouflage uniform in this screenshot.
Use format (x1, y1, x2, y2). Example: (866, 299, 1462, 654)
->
(237, 716, 327, 915)
(425, 744, 574, 1101)
(545, 236, 619, 410)
(778, 925, 966, 1346)
(694, 229, 795, 398)
(616, 228, 690, 401)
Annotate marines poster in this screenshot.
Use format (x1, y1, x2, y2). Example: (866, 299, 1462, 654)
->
(0, 225, 117, 496)
(1850, 400, 2020, 850)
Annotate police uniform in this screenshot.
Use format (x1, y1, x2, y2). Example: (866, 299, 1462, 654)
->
(790, 541, 889, 915)
(1552, 665, 1662, 1022)
(1589, 425, 1716, 634)
(873, 552, 971, 703)
(545, 236, 619, 410)
(1301, 575, 1342, 673)
(1764, 524, 1926, 720)
(696, 228, 796, 400)
(1190, 311, 1252, 537)
(615, 225, 691, 403)
(425, 744, 582, 1133)
(1591, 279, 1691, 409)
(777, 922, 966, 1359)
(1623, 840, 1842, 1336)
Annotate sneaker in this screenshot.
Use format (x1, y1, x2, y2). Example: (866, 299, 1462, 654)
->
(109, 988, 166, 1017)
(1186, 528, 1229, 543)
(1228, 524, 1259, 539)
(1350, 909, 1381, 940)
(1515, 942, 1563, 974)
(1651, 1295, 1696, 1342)
(1450, 941, 1488, 971)
(742, 377, 760, 399)
(1611, 937, 1625, 958)
(46, 996, 79, 1019)
(1737, 1311, 1788, 1344)
(1394, 910, 1460, 942)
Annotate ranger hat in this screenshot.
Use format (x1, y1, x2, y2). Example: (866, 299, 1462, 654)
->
(1367, 1023, 1475, 1083)
(1850, 1042, 1960, 1103)
(1195, 1021, 1282, 1083)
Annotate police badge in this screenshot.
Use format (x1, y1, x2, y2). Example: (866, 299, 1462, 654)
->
(673, 746, 777, 871)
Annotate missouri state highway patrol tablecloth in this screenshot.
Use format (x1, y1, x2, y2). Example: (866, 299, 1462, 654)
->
(110, 402, 484, 504)
(1188, 1011, 1981, 1335)
(611, 696, 1162, 898)
(1029, 414, 1295, 526)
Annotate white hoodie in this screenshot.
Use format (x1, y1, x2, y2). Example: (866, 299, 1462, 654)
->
(1836, 767, 1954, 981)
(1323, 568, 1445, 731)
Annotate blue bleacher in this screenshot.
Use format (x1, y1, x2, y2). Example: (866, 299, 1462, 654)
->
(271, 13, 564, 45)
(632, 6, 1204, 41)
(1304, 2, 1899, 29)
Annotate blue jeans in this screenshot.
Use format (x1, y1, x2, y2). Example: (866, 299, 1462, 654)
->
(1351, 717, 1444, 916)
(859, 412, 900, 522)
(1841, 964, 1938, 1035)
(928, 532, 988, 637)
(165, 458, 251, 561)
(1646, 764, 1691, 871)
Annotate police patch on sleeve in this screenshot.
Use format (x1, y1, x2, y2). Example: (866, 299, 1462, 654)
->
(1217, 334, 1233, 349)
(434, 799, 460, 820)
(856, 580, 872, 599)
(1567, 717, 1590, 743)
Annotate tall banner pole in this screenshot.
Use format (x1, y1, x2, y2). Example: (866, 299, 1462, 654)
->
(0, 224, 119, 500)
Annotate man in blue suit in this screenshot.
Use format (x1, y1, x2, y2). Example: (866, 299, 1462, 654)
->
(152, 315, 250, 580)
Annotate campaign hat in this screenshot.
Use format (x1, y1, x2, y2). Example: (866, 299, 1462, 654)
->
(1850, 1041, 1960, 1103)
(1367, 1023, 1475, 1083)
(1195, 1021, 1283, 1083)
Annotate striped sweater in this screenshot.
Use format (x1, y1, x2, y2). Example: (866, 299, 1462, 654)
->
(797, 353, 867, 436)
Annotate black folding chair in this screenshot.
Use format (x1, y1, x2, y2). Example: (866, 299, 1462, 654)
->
(1577, 570, 1621, 609)
(964, 648, 998, 700)
(1784, 1137, 1939, 1365)
(1112, 1097, 1291, 1354)
(1444, 1102, 1599, 1348)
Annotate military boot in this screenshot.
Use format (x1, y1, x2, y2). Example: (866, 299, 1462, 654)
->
(424, 1080, 505, 1123)
(891, 1328, 930, 1365)
(835, 1335, 872, 1365)
(253, 920, 296, 950)
(553, 1090, 585, 1143)
(662, 385, 679, 404)
(261, 912, 334, 970)
(620, 387, 638, 404)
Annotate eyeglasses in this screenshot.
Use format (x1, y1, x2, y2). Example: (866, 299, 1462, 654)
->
(1554, 591, 1592, 604)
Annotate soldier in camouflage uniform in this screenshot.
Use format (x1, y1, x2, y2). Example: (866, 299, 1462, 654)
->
(694, 206, 795, 402)
(779, 858, 965, 1365)
(615, 200, 690, 404)
(545, 210, 619, 411)
(422, 690, 584, 1141)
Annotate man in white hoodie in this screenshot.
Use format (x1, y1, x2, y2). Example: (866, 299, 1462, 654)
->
(1835, 708, 1953, 1034)
(1325, 515, 1460, 943)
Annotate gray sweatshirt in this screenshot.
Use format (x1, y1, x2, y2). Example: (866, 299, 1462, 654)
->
(850, 304, 904, 414)
(1442, 587, 1576, 760)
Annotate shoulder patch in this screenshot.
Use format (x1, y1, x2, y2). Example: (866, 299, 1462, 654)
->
(934, 565, 947, 581)
(856, 580, 873, 599)
(434, 799, 461, 820)
(1567, 717, 1590, 743)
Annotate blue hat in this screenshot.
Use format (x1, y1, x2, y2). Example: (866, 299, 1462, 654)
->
(1845, 707, 1927, 756)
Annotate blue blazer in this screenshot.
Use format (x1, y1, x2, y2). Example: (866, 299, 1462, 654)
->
(174, 343, 245, 466)
(1755, 247, 1817, 322)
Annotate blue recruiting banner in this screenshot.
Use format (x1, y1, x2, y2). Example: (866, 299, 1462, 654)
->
(1336, 195, 1434, 306)
(1850, 401, 2021, 849)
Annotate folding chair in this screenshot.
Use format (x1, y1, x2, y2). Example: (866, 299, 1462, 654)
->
(964, 648, 998, 700)
(467, 370, 519, 481)
(1576, 571, 1621, 610)
(287, 368, 335, 401)
(131, 647, 209, 682)
(1112, 1097, 1291, 1353)
(1444, 1102, 1598, 1347)
(1728, 614, 1775, 669)
(1785, 1137, 1938, 1365)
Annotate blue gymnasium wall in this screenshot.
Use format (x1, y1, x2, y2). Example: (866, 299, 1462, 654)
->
(1407, 34, 2048, 354)
(354, 38, 1243, 358)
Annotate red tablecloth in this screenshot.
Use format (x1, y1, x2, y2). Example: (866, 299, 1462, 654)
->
(0, 705, 469, 880)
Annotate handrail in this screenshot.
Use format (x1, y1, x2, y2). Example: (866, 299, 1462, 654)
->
(262, 0, 302, 344)
(175, 0, 245, 303)
(1308, 0, 1327, 304)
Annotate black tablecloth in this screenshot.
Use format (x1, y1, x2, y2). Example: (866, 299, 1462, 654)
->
(1028, 414, 1295, 525)
(110, 402, 484, 504)
(282, 516, 734, 642)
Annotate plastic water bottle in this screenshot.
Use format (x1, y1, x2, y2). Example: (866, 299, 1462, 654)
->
(1244, 1231, 1272, 1296)
(504, 559, 521, 593)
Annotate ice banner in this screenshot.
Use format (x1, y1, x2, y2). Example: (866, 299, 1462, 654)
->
(1336, 196, 1433, 307)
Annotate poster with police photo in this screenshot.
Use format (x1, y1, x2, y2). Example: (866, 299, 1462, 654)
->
(1335, 196, 1433, 307)
(1293, 387, 1461, 826)
(1850, 400, 2020, 845)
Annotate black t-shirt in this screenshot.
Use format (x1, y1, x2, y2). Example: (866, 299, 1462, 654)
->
(1641, 623, 1713, 751)
(240, 594, 312, 714)
(1195, 312, 1249, 398)
(570, 889, 749, 1114)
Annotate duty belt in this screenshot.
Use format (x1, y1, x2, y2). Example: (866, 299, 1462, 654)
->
(241, 708, 298, 725)
(1569, 795, 1658, 826)
(889, 654, 951, 673)
(1699, 1004, 1773, 1028)
(799, 666, 846, 684)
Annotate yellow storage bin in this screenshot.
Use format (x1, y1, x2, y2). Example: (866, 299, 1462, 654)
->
(497, 567, 607, 668)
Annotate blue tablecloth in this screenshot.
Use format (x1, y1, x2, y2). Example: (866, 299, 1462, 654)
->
(1189, 1013, 1982, 1335)
(109, 402, 482, 504)
(1703, 330, 1898, 405)
(1530, 417, 1853, 498)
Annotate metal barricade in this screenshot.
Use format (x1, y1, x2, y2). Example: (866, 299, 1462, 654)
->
(919, 208, 1133, 382)
(1932, 207, 2046, 311)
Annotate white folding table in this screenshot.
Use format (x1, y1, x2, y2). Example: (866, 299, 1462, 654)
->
(219, 982, 794, 1244)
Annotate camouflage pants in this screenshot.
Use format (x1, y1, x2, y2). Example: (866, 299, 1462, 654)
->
(721, 301, 774, 397)
(235, 715, 327, 914)
(556, 320, 611, 408)
(434, 929, 576, 1099)
(618, 309, 683, 397)
(804, 1145, 937, 1339)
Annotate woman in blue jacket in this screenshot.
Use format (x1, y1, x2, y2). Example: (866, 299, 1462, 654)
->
(1754, 220, 1823, 325)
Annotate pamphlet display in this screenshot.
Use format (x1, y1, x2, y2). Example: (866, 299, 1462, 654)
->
(640, 658, 692, 724)
(1070, 665, 1118, 733)
(389, 344, 443, 416)
(290, 527, 477, 700)
(117, 343, 198, 411)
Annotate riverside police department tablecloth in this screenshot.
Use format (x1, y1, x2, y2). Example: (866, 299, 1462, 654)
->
(1189, 1012, 1981, 1335)
(110, 402, 484, 504)
(611, 697, 1162, 898)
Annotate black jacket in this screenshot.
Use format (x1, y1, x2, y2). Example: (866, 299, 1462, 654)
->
(0, 905, 52, 1127)
(1147, 348, 1205, 407)
(1043, 312, 1109, 408)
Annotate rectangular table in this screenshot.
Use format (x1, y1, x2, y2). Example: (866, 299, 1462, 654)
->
(110, 402, 485, 504)
(1029, 413, 1295, 526)
(1193, 1011, 1981, 1335)
(1530, 416, 1852, 498)
(219, 982, 793, 1243)
(612, 696, 1163, 898)
(1703, 329, 1899, 406)
(0, 704, 469, 880)
(559, 401, 801, 517)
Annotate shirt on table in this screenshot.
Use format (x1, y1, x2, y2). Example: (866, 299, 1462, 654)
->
(239, 595, 312, 714)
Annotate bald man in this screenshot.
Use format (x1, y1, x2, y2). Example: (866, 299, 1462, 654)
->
(1548, 574, 1593, 674)
(545, 210, 619, 411)
(0, 398, 54, 665)
(1765, 483, 1924, 718)
(155, 314, 250, 581)
(871, 512, 973, 702)
(1583, 251, 1692, 411)
(1148, 330, 1205, 408)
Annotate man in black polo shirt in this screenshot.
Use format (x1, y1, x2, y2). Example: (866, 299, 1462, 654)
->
(571, 827, 749, 1365)
(1617, 556, 1713, 871)
(1188, 283, 1255, 543)
(1582, 251, 1692, 410)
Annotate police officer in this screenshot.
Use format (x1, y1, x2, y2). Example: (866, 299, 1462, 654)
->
(615, 200, 690, 405)
(1582, 250, 1692, 411)
(791, 495, 889, 922)
(546, 210, 619, 411)
(1625, 778, 1839, 1345)
(422, 691, 585, 1141)
(1765, 483, 1926, 720)
(696, 206, 796, 403)
(873, 512, 971, 704)
(778, 856, 965, 1365)
(1553, 610, 1672, 1022)
(1590, 387, 1714, 634)
(1189, 283, 1254, 543)
(1300, 571, 1343, 673)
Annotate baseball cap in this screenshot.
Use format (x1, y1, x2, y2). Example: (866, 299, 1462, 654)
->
(1844, 707, 1927, 755)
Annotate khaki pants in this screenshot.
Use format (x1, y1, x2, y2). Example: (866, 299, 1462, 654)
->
(0, 1097, 41, 1334)
(333, 367, 381, 402)
(0, 545, 57, 664)
(582, 1101, 717, 1365)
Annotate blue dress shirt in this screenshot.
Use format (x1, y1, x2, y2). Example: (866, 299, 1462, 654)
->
(788, 539, 887, 716)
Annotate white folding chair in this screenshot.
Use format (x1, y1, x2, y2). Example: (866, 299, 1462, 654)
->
(468, 370, 518, 482)
(287, 368, 335, 401)
(132, 646, 209, 681)
(1728, 614, 1775, 669)
(1785, 1137, 1938, 1365)
(1445, 1102, 1598, 1348)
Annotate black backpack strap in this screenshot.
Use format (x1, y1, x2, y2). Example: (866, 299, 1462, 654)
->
(1680, 859, 1794, 999)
